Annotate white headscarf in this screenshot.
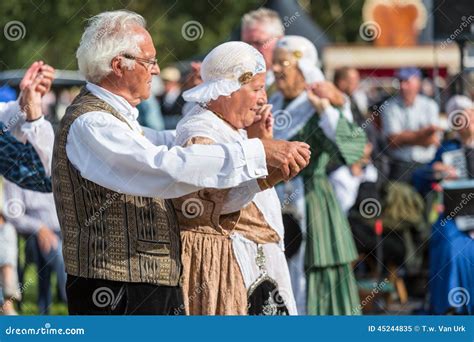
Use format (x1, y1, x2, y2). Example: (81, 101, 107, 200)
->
(182, 41, 266, 104)
(275, 35, 324, 84)
(446, 95, 473, 114)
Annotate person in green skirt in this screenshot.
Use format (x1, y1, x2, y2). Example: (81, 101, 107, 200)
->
(269, 36, 367, 315)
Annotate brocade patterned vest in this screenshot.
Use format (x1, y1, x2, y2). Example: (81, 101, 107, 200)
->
(52, 88, 181, 286)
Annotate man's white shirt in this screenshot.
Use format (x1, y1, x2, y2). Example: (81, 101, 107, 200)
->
(65, 82, 268, 198)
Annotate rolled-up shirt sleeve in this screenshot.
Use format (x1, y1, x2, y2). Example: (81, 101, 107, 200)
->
(20, 117, 54, 176)
(0, 100, 22, 124)
(66, 112, 268, 198)
(0, 99, 54, 176)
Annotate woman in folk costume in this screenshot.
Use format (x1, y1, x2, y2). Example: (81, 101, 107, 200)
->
(269, 35, 366, 315)
(172, 41, 298, 315)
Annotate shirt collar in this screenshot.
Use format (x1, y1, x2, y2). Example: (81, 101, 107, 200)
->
(86, 82, 139, 122)
(396, 94, 420, 109)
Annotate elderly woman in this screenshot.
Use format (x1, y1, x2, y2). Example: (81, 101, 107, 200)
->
(269, 36, 367, 315)
(173, 41, 297, 315)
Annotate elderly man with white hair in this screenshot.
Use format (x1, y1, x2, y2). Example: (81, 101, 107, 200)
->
(241, 8, 284, 93)
(52, 10, 310, 315)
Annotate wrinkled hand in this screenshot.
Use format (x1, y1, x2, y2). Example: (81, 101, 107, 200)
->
(261, 139, 311, 181)
(247, 104, 273, 139)
(306, 88, 331, 113)
(20, 61, 55, 96)
(37, 225, 59, 255)
(258, 166, 287, 189)
(19, 74, 44, 121)
(308, 81, 345, 107)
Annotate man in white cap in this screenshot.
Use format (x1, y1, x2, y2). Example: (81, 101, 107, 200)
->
(53, 10, 310, 315)
(158, 66, 182, 116)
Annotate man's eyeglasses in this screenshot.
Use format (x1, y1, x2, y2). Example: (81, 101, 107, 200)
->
(122, 54, 158, 71)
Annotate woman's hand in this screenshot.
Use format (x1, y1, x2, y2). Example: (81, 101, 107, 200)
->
(308, 81, 345, 107)
(246, 104, 273, 139)
(258, 166, 287, 189)
(20, 61, 55, 96)
(306, 87, 330, 113)
(19, 74, 44, 121)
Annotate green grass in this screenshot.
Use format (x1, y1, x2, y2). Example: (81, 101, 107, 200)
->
(15, 236, 68, 315)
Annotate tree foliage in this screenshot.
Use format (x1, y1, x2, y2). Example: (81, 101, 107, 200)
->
(0, 0, 364, 70)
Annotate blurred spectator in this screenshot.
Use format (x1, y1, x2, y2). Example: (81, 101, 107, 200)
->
(412, 95, 474, 315)
(158, 67, 183, 116)
(241, 8, 284, 94)
(382, 67, 440, 182)
(137, 76, 165, 131)
(3, 180, 66, 315)
(180, 62, 203, 116)
(334, 67, 386, 160)
(0, 211, 21, 315)
(334, 67, 366, 122)
(413, 95, 474, 196)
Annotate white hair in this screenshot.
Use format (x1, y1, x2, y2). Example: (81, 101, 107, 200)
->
(76, 10, 147, 83)
(241, 8, 284, 37)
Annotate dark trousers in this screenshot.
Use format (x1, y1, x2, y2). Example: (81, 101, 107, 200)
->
(66, 275, 184, 315)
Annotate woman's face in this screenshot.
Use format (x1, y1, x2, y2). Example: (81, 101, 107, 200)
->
(272, 48, 305, 98)
(220, 73, 267, 129)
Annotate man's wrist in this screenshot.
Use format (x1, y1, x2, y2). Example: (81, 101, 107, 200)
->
(26, 115, 44, 123)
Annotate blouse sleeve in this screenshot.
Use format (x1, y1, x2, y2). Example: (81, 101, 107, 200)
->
(180, 136, 258, 215)
(293, 111, 367, 166)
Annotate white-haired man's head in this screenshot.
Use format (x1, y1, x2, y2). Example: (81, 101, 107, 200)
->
(77, 10, 146, 84)
(241, 8, 284, 68)
(76, 10, 159, 106)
